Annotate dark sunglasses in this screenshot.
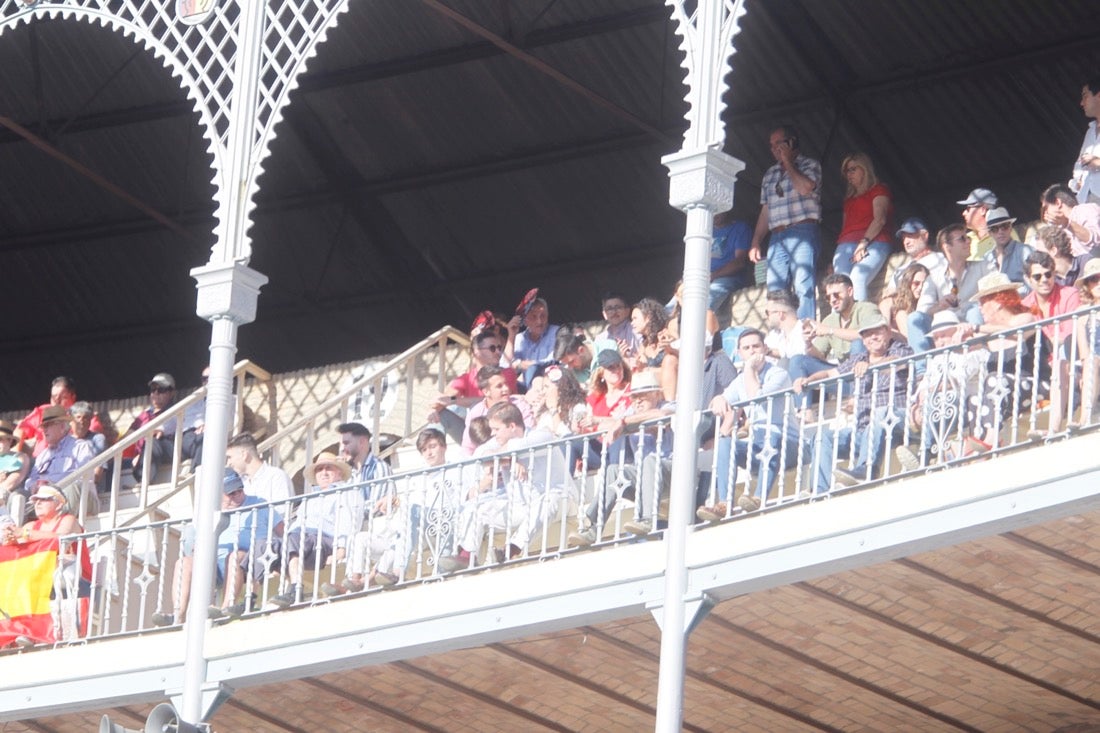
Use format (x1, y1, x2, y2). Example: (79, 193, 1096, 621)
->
(150, 386, 174, 394)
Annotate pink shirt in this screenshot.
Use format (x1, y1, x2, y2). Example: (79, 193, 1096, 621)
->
(448, 365, 518, 399)
(1066, 203, 1100, 257)
(1022, 284, 1081, 344)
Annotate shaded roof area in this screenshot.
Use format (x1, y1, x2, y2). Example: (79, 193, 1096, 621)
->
(13, 509, 1100, 731)
(2, 0, 1100, 407)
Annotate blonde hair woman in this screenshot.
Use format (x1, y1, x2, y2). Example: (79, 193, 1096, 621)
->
(833, 152, 895, 301)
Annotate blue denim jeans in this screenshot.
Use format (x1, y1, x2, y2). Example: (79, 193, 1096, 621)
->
(712, 426, 799, 503)
(766, 222, 820, 320)
(709, 274, 753, 323)
(833, 241, 892, 302)
(812, 405, 905, 493)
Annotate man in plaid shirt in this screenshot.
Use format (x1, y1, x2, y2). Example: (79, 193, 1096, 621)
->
(749, 125, 823, 321)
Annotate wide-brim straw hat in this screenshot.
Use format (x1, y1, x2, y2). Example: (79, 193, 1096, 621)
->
(305, 451, 352, 485)
(972, 272, 1020, 301)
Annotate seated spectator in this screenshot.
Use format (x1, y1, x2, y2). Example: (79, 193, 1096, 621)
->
(15, 376, 104, 458)
(338, 421, 393, 488)
(878, 218, 946, 304)
(983, 207, 1033, 292)
(958, 188, 1000, 261)
(1040, 183, 1100, 256)
(898, 311, 992, 469)
(706, 212, 753, 326)
(661, 280, 718, 401)
(833, 152, 895, 301)
(629, 298, 671, 380)
(597, 291, 641, 357)
(225, 432, 293, 507)
(523, 374, 550, 428)
(428, 329, 518, 444)
(268, 452, 363, 608)
(439, 402, 570, 572)
(1, 485, 91, 641)
(888, 264, 930, 342)
(1021, 252, 1079, 435)
(460, 366, 534, 456)
(798, 317, 912, 492)
(569, 372, 673, 545)
(788, 273, 880, 402)
(23, 406, 95, 499)
(973, 272, 1050, 423)
(553, 328, 594, 387)
(127, 373, 203, 481)
(153, 470, 279, 624)
(1036, 224, 1094, 286)
(509, 297, 560, 390)
(583, 350, 633, 463)
(69, 402, 108, 494)
(1076, 260, 1100, 421)
(0, 421, 30, 506)
(908, 224, 987, 352)
(701, 329, 801, 518)
(763, 289, 808, 369)
(538, 365, 588, 438)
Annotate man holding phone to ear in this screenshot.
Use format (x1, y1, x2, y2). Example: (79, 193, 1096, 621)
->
(749, 125, 823, 321)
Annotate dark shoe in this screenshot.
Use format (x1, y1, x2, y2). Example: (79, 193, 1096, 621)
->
(151, 612, 176, 627)
(270, 584, 302, 608)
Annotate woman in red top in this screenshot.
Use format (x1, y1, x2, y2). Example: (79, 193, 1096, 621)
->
(833, 152, 895, 302)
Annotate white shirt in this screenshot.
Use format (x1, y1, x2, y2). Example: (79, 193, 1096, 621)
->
(1072, 121, 1100, 204)
(245, 462, 293, 505)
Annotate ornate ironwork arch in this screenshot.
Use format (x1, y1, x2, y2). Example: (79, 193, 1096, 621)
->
(1, 0, 349, 262)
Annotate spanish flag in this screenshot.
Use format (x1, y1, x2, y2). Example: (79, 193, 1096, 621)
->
(0, 538, 58, 647)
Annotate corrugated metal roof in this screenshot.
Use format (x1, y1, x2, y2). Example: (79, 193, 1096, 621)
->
(1, 0, 1100, 410)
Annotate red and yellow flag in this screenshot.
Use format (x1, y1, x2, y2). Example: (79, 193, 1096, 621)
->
(0, 538, 58, 647)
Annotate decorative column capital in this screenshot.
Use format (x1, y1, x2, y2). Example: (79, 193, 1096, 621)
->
(662, 147, 744, 213)
(190, 262, 269, 325)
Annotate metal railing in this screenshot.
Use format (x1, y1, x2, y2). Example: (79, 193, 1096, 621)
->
(258, 325, 471, 474)
(53, 360, 274, 529)
(16, 305, 1100, 645)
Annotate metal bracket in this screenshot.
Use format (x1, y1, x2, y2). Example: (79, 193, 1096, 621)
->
(647, 591, 716, 636)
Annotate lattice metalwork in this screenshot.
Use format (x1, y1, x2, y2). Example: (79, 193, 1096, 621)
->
(667, 0, 748, 150)
(0, 0, 349, 261)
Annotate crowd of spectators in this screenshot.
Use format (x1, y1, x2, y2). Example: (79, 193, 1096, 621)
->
(5, 79, 1100, 637)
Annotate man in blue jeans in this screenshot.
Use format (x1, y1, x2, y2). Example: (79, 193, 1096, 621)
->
(697, 329, 802, 520)
(749, 125, 823, 321)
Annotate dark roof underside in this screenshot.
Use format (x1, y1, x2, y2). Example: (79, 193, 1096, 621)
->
(1, 0, 1099, 406)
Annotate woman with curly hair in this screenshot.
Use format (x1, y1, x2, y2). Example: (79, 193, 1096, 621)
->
(540, 365, 588, 437)
(630, 297, 676, 400)
(890, 264, 929, 340)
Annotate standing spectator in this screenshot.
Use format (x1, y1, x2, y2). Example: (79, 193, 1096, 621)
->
(0, 421, 29, 506)
(1071, 77, 1100, 205)
(749, 125, 823, 320)
(908, 224, 987, 352)
(708, 211, 753, 326)
(833, 152, 895, 301)
(509, 297, 560, 389)
(1040, 184, 1100, 256)
(958, 188, 1000, 261)
(983, 207, 1033, 291)
(23, 407, 95, 497)
(1036, 225, 1094, 286)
